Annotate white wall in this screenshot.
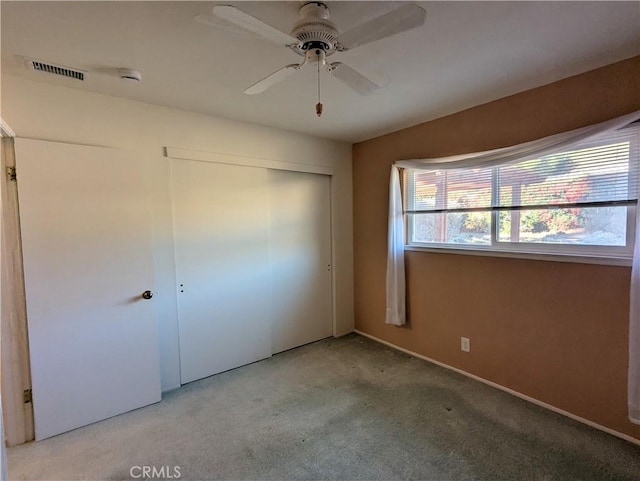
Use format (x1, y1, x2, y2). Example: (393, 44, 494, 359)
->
(1, 75, 354, 392)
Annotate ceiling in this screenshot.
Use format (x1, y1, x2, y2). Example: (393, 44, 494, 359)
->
(2, 1, 639, 143)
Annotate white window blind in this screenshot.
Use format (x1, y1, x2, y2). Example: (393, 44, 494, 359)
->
(404, 124, 640, 252)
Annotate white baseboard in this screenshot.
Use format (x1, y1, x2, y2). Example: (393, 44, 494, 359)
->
(354, 329, 640, 447)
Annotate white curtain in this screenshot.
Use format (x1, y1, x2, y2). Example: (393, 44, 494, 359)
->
(396, 111, 640, 171)
(384, 110, 640, 422)
(630, 203, 640, 424)
(385, 166, 405, 325)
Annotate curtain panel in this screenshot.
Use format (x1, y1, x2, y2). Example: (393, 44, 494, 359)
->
(630, 203, 640, 424)
(384, 110, 640, 424)
(385, 166, 405, 326)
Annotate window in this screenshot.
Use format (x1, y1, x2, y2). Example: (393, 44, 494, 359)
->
(404, 125, 640, 258)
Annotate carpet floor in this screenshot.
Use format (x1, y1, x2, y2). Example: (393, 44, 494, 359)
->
(8, 334, 640, 481)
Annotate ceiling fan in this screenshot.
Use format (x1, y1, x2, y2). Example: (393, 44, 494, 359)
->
(196, 2, 426, 116)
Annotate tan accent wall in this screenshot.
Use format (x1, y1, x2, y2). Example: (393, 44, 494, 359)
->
(353, 56, 640, 440)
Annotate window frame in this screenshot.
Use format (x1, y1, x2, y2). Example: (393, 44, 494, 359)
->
(403, 126, 640, 263)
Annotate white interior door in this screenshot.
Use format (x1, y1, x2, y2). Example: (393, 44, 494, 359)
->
(171, 159, 271, 384)
(269, 170, 332, 354)
(15, 139, 161, 440)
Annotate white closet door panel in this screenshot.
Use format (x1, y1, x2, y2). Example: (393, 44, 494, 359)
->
(15, 139, 161, 440)
(269, 170, 332, 354)
(172, 160, 271, 384)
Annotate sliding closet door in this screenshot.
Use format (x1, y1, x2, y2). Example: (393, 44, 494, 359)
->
(172, 159, 271, 384)
(16, 139, 161, 440)
(269, 170, 332, 354)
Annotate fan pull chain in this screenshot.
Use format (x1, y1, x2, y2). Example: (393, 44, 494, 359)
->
(316, 51, 323, 117)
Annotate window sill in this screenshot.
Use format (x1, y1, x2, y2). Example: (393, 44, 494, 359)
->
(404, 244, 632, 267)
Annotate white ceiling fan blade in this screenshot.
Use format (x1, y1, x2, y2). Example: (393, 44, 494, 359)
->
(329, 63, 379, 96)
(244, 64, 301, 95)
(194, 13, 250, 34)
(337, 4, 426, 51)
(195, 13, 223, 27)
(212, 5, 299, 47)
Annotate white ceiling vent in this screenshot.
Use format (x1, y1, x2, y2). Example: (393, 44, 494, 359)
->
(26, 58, 86, 81)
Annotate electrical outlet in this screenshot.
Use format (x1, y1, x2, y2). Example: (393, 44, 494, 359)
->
(461, 337, 470, 352)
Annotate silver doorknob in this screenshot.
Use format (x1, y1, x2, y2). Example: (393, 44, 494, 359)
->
(142, 290, 153, 300)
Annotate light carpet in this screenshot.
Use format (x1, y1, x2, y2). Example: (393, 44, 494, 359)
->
(8, 334, 640, 480)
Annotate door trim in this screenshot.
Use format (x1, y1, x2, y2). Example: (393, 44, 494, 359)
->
(0, 118, 15, 138)
(0, 130, 35, 447)
(165, 147, 334, 176)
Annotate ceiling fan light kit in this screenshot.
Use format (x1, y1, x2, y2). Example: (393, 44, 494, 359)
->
(206, 2, 426, 116)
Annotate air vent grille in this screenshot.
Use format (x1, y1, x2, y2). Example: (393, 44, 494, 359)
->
(27, 59, 85, 81)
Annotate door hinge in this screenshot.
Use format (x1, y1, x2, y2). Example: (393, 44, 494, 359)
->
(23, 389, 32, 404)
(6, 166, 16, 182)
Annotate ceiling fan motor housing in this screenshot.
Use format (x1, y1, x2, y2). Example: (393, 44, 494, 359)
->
(290, 2, 339, 55)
